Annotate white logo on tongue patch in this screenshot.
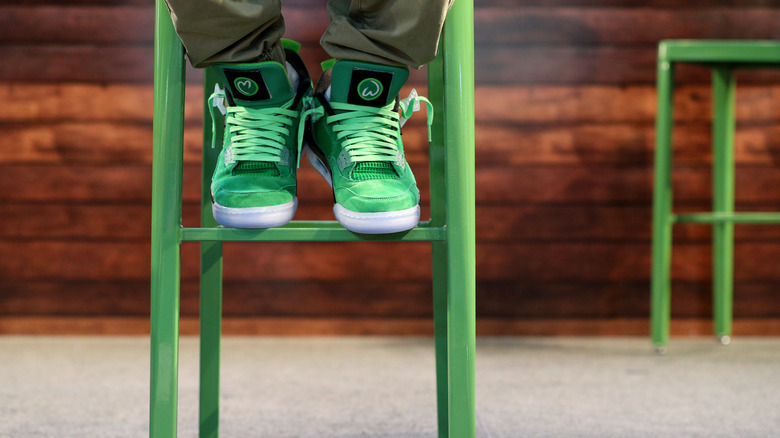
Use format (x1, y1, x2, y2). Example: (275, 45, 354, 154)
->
(234, 77, 259, 96)
(357, 78, 383, 101)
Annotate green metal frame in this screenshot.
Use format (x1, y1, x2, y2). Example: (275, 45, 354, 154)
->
(150, 0, 476, 436)
(651, 40, 780, 351)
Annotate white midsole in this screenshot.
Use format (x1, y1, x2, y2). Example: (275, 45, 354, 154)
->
(212, 198, 297, 229)
(304, 145, 419, 234)
(334, 204, 420, 234)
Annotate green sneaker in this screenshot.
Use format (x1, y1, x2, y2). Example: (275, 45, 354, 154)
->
(208, 40, 311, 228)
(305, 60, 433, 234)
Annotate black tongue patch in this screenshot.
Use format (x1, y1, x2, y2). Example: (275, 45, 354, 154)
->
(223, 68, 271, 102)
(347, 68, 394, 107)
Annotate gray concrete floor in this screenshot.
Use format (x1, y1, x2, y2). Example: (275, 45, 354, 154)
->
(1, 336, 779, 437)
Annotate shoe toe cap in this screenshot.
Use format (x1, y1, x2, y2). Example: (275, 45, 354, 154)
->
(336, 180, 419, 213)
(212, 177, 295, 209)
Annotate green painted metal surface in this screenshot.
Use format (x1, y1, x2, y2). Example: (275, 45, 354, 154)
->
(199, 68, 223, 438)
(150, 0, 185, 436)
(711, 67, 736, 341)
(675, 212, 780, 224)
(659, 40, 780, 64)
(650, 57, 674, 350)
(198, 239, 222, 438)
(427, 43, 450, 438)
(442, 0, 477, 435)
(150, 0, 476, 435)
(651, 40, 780, 350)
(180, 223, 446, 242)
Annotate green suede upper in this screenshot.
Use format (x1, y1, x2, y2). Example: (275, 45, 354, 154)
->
(310, 60, 420, 213)
(210, 58, 306, 209)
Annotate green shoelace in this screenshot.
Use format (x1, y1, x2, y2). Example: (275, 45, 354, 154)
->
(209, 86, 300, 166)
(328, 101, 403, 166)
(209, 86, 434, 174)
(301, 89, 433, 173)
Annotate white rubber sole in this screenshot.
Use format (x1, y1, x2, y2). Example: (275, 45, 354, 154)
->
(333, 204, 420, 234)
(212, 198, 297, 229)
(304, 146, 419, 234)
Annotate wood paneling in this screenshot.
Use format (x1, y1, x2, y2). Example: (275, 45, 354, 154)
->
(6, 241, 780, 292)
(6, 7, 780, 46)
(4, 317, 780, 337)
(9, 45, 780, 85)
(4, 278, 780, 320)
(9, 83, 780, 124)
(2, 0, 780, 334)
(7, 164, 780, 204)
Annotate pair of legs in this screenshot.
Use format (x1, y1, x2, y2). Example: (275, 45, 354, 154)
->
(165, 0, 449, 234)
(165, 0, 450, 69)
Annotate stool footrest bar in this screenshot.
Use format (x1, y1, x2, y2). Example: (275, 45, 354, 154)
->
(674, 212, 780, 224)
(660, 40, 780, 64)
(180, 221, 446, 242)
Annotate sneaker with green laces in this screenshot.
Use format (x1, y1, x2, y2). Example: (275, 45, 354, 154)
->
(304, 60, 433, 234)
(208, 40, 312, 228)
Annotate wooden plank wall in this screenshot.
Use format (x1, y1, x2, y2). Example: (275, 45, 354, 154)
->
(2, 0, 780, 335)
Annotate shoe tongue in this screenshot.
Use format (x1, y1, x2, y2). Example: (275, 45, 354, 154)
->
(329, 60, 409, 108)
(234, 161, 277, 175)
(215, 62, 294, 108)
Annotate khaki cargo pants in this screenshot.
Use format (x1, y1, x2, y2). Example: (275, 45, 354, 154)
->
(165, 0, 452, 69)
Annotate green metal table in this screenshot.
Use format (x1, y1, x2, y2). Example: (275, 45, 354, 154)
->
(651, 40, 780, 352)
(150, 0, 476, 436)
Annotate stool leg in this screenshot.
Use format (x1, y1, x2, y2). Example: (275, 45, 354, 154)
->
(442, 0, 476, 436)
(199, 241, 222, 438)
(712, 67, 736, 345)
(651, 56, 675, 351)
(432, 242, 449, 438)
(427, 44, 450, 438)
(199, 68, 224, 438)
(151, 0, 186, 436)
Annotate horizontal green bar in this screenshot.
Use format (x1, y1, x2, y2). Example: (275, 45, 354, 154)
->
(674, 212, 780, 224)
(659, 40, 780, 64)
(180, 221, 447, 242)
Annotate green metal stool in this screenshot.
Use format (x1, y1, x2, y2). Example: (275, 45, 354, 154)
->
(651, 40, 780, 351)
(150, 0, 476, 436)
